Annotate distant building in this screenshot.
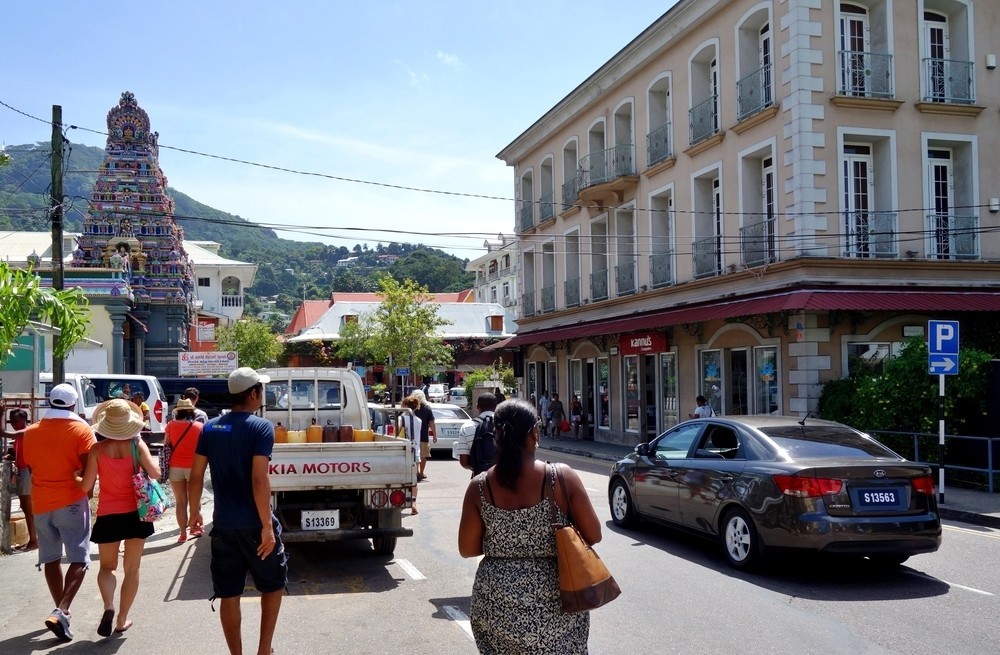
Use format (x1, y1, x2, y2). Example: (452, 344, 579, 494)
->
(336, 257, 359, 268)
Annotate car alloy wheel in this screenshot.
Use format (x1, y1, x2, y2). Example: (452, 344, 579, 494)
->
(722, 508, 759, 569)
(609, 479, 637, 528)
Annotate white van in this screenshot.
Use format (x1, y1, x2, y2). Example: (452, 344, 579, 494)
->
(39, 373, 169, 445)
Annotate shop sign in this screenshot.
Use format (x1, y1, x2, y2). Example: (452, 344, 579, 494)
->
(619, 332, 668, 355)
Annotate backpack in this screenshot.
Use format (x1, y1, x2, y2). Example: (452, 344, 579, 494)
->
(468, 415, 496, 476)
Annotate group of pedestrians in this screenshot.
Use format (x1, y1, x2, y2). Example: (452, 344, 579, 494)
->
(10, 369, 285, 655)
(396, 389, 437, 514)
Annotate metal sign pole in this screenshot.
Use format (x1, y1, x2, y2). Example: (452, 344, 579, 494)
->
(938, 373, 946, 505)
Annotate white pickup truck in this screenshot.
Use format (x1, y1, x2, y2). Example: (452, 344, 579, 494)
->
(258, 367, 416, 555)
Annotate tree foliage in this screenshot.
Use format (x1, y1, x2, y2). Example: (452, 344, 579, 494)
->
(215, 318, 283, 369)
(463, 360, 517, 400)
(336, 275, 453, 395)
(0, 261, 91, 364)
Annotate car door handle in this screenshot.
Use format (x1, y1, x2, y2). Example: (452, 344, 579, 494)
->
(719, 476, 735, 483)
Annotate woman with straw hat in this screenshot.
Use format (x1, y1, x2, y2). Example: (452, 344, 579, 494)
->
(164, 398, 203, 542)
(79, 399, 160, 637)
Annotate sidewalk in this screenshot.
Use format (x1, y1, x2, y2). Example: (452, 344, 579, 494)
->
(539, 436, 1000, 530)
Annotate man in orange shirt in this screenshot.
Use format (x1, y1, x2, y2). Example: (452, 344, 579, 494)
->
(22, 383, 96, 642)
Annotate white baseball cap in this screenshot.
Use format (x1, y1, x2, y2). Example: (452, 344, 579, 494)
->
(49, 383, 79, 408)
(228, 367, 271, 394)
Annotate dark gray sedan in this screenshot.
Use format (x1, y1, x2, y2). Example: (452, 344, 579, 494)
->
(608, 416, 941, 568)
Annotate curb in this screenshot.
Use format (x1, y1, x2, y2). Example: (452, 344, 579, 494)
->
(541, 443, 999, 529)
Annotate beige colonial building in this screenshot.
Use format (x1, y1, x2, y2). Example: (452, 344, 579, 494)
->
(466, 234, 520, 331)
(498, 0, 1000, 445)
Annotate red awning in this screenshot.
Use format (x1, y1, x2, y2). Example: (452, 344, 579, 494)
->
(506, 289, 1000, 347)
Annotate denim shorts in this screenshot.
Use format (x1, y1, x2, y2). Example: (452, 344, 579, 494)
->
(35, 497, 91, 566)
(13, 467, 31, 496)
(210, 516, 288, 598)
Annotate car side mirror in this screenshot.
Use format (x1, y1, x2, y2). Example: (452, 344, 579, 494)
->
(636, 443, 650, 457)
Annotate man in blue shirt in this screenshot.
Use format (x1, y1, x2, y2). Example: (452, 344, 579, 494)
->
(190, 367, 286, 655)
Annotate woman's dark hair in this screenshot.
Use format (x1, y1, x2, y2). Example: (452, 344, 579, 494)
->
(493, 399, 539, 491)
(174, 408, 195, 421)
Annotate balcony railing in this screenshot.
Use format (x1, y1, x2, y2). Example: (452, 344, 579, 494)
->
(579, 144, 635, 189)
(562, 176, 580, 210)
(615, 258, 637, 296)
(565, 277, 581, 308)
(736, 64, 773, 121)
(923, 58, 974, 103)
(541, 284, 556, 313)
(740, 215, 777, 267)
(928, 214, 979, 259)
(837, 51, 893, 99)
(518, 199, 535, 232)
(221, 294, 243, 307)
(590, 269, 609, 302)
(843, 211, 897, 258)
(649, 250, 674, 288)
(646, 122, 673, 166)
(539, 192, 555, 221)
(523, 290, 536, 317)
(689, 95, 719, 145)
(692, 236, 721, 279)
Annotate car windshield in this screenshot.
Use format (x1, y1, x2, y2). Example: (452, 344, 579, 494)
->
(429, 384, 446, 394)
(432, 407, 470, 420)
(762, 425, 900, 459)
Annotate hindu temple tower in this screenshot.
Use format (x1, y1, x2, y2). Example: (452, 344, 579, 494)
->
(72, 91, 195, 376)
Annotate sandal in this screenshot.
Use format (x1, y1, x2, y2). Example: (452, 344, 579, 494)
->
(189, 527, 204, 538)
(114, 620, 132, 633)
(98, 609, 114, 638)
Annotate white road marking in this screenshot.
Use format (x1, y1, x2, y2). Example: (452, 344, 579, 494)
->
(443, 605, 475, 641)
(905, 571, 994, 596)
(393, 558, 426, 580)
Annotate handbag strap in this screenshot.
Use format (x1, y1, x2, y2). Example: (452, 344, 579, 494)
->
(131, 438, 140, 475)
(171, 421, 194, 449)
(547, 463, 568, 529)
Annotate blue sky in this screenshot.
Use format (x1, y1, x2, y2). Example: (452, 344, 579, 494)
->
(2, 1, 677, 260)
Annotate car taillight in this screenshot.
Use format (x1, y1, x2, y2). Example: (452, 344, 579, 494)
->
(370, 490, 389, 508)
(773, 474, 843, 497)
(389, 489, 407, 507)
(153, 399, 163, 423)
(911, 475, 936, 495)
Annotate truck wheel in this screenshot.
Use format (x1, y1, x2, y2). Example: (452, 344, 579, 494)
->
(372, 536, 397, 556)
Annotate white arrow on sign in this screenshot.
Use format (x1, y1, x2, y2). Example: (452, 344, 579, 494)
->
(929, 357, 957, 373)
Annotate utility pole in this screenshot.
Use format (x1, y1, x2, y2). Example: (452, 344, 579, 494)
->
(50, 105, 65, 385)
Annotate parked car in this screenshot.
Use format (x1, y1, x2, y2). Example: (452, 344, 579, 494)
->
(607, 416, 941, 569)
(427, 383, 449, 403)
(427, 402, 471, 456)
(447, 387, 469, 408)
(368, 402, 408, 436)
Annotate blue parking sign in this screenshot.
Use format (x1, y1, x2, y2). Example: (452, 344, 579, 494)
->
(928, 320, 959, 375)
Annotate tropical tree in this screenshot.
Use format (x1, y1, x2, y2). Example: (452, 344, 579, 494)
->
(216, 318, 283, 369)
(0, 261, 91, 365)
(336, 275, 453, 400)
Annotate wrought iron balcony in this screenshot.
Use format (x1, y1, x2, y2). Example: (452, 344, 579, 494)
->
(518, 199, 535, 232)
(590, 269, 609, 302)
(565, 277, 581, 308)
(522, 290, 536, 317)
(615, 258, 637, 296)
(837, 51, 893, 99)
(843, 211, 897, 258)
(740, 215, 777, 267)
(579, 144, 635, 189)
(923, 58, 974, 103)
(692, 236, 721, 279)
(646, 122, 673, 166)
(736, 64, 773, 121)
(561, 176, 580, 210)
(928, 214, 978, 259)
(689, 95, 719, 145)
(649, 250, 674, 288)
(539, 192, 555, 221)
(541, 284, 556, 313)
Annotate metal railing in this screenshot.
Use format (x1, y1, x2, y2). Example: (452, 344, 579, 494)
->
(541, 284, 556, 313)
(928, 214, 979, 259)
(518, 199, 535, 232)
(565, 277, 580, 308)
(689, 95, 719, 145)
(579, 144, 635, 189)
(539, 192, 555, 221)
(692, 235, 721, 278)
(646, 122, 672, 166)
(837, 51, 893, 99)
(922, 58, 974, 103)
(872, 430, 999, 493)
(522, 290, 535, 317)
(590, 269, 609, 302)
(649, 250, 674, 288)
(740, 216, 777, 267)
(843, 211, 897, 258)
(562, 176, 580, 210)
(615, 258, 637, 296)
(736, 63, 773, 121)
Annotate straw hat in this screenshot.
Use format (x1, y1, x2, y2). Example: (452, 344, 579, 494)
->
(91, 399, 145, 440)
(173, 398, 196, 414)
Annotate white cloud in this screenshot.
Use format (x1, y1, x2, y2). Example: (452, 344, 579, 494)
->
(436, 51, 463, 69)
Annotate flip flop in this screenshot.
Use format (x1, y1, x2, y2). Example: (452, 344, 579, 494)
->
(114, 620, 133, 634)
(98, 609, 115, 637)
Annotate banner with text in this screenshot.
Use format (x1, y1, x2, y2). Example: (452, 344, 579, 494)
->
(178, 351, 239, 376)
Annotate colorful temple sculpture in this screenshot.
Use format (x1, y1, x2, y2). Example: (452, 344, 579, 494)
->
(72, 91, 195, 376)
